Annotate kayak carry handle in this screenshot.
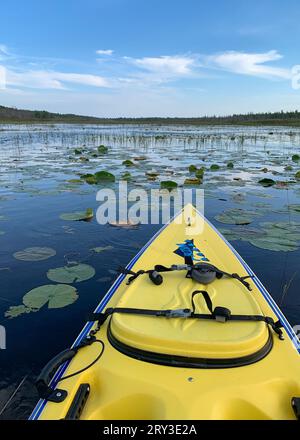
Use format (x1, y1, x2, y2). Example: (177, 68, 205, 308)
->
(35, 348, 77, 402)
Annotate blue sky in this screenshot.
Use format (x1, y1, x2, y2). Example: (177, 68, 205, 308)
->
(0, 0, 300, 117)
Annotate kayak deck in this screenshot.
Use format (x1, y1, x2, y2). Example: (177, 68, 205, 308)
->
(35, 204, 300, 420)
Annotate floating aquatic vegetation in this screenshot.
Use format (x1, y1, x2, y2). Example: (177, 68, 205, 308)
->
(74, 149, 82, 155)
(98, 145, 108, 154)
(295, 171, 300, 180)
(13, 247, 56, 261)
(210, 164, 220, 171)
(146, 170, 159, 177)
(195, 168, 205, 179)
(122, 160, 134, 167)
(227, 162, 234, 169)
(121, 171, 132, 181)
(47, 263, 96, 283)
(184, 178, 201, 185)
(160, 181, 178, 189)
(80, 174, 98, 184)
(292, 154, 300, 162)
(60, 208, 93, 221)
(285, 165, 293, 171)
(79, 156, 89, 162)
(258, 178, 276, 187)
(231, 193, 246, 203)
(94, 171, 115, 182)
(67, 179, 82, 184)
(91, 245, 114, 253)
(5, 284, 79, 318)
(219, 226, 265, 242)
(215, 208, 262, 225)
(220, 221, 300, 252)
(188, 165, 197, 172)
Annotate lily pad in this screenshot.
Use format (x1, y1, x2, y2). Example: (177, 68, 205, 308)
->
(13, 247, 56, 261)
(5, 305, 33, 319)
(210, 164, 220, 171)
(188, 165, 197, 172)
(160, 181, 178, 189)
(47, 263, 95, 283)
(295, 171, 300, 180)
(292, 154, 300, 162)
(215, 208, 261, 225)
(94, 171, 115, 182)
(60, 208, 93, 221)
(5, 284, 78, 318)
(258, 178, 276, 187)
(227, 162, 234, 169)
(220, 221, 300, 252)
(122, 160, 134, 167)
(121, 172, 132, 181)
(98, 145, 108, 154)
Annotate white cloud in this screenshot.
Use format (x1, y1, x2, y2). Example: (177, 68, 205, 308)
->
(129, 55, 196, 76)
(6, 69, 110, 90)
(96, 49, 114, 55)
(206, 50, 291, 79)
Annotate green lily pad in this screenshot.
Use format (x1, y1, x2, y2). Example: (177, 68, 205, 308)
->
(5, 284, 78, 318)
(160, 181, 178, 189)
(220, 221, 300, 252)
(210, 164, 220, 171)
(121, 172, 132, 181)
(249, 237, 299, 252)
(94, 171, 115, 182)
(295, 171, 300, 180)
(195, 168, 205, 179)
(292, 154, 300, 162)
(258, 178, 276, 187)
(82, 174, 98, 184)
(5, 304, 33, 318)
(13, 247, 56, 261)
(23, 284, 78, 309)
(98, 145, 108, 154)
(215, 208, 261, 225)
(47, 263, 95, 283)
(122, 160, 134, 167)
(60, 208, 93, 221)
(227, 162, 234, 169)
(188, 165, 197, 172)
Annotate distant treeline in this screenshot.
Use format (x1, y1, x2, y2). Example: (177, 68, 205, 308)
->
(1, 105, 300, 126)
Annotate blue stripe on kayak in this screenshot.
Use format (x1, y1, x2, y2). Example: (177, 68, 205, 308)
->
(30, 207, 300, 420)
(29, 215, 174, 420)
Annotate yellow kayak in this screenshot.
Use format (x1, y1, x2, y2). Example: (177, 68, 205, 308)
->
(30, 204, 300, 420)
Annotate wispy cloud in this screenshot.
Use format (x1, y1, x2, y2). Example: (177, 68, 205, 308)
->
(206, 50, 291, 79)
(128, 55, 196, 77)
(96, 49, 114, 55)
(6, 69, 110, 90)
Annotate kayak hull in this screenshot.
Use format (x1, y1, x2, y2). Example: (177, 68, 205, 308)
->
(30, 204, 300, 420)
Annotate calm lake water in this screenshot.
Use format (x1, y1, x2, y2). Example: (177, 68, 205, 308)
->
(0, 123, 300, 419)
